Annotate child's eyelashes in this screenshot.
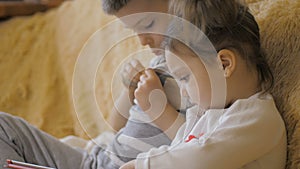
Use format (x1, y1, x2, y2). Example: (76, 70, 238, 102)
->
(134, 19, 155, 33)
(170, 68, 191, 83)
(145, 20, 155, 29)
(179, 74, 190, 83)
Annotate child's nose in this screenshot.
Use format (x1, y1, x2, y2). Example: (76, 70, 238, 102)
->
(181, 87, 189, 98)
(137, 34, 153, 47)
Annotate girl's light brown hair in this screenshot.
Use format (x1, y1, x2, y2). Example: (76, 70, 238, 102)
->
(168, 0, 274, 92)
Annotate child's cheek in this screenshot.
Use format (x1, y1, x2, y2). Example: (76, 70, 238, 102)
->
(186, 78, 199, 104)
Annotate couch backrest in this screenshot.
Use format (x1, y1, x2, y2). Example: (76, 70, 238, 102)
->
(248, 0, 300, 168)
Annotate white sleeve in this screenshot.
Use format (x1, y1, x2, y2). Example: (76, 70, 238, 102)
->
(135, 100, 285, 169)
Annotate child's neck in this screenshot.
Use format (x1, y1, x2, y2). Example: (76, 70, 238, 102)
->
(226, 65, 260, 107)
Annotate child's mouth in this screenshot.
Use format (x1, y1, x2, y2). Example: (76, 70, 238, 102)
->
(151, 49, 164, 56)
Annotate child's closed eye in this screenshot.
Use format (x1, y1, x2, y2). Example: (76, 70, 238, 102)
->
(145, 20, 155, 29)
(179, 75, 190, 83)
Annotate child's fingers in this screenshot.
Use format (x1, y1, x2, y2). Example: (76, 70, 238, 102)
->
(124, 63, 143, 83)
(130, 59, 144, 72)
(145, 68, 158, 78)
(124, 63, 139, 78)
(139, 73, 147, 82)
(124, 60, 143, 76)
(121, 73, 137, 89)
(121, 71, 131, 86)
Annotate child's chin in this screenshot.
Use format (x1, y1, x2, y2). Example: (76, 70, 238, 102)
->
(151, 49, 164, 56)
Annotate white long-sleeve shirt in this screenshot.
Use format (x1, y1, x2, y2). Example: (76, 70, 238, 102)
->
(135, 93, 287, 169)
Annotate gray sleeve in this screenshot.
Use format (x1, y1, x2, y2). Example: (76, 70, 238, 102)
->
(0, 112, 85, 169)
(100, 105, 172, 168)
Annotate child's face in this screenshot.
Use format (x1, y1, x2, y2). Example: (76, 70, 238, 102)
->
(115, 0, 169, 55)
(166, 45, 212, 110)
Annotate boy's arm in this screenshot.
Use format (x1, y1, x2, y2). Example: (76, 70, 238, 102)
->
(108, 59, 144, 131)
(108, 89, 132, 132)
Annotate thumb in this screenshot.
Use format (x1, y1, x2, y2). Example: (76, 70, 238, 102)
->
(145, 68, 157, 77)
(119, 160, 135, 169)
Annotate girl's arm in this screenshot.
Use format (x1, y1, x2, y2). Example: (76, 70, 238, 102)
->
(134, 69, 185, 139)
(134, 98, 286, 169)
(120, 160, 136, 169)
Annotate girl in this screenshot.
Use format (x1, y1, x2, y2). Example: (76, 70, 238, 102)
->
(121, 0, 287, 168)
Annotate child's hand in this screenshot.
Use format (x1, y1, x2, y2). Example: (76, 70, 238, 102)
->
(121, 59, 145, 103)
(121, 59, 145, 87)
(134, 69, 167, 119)
(120, 160, 136, 169)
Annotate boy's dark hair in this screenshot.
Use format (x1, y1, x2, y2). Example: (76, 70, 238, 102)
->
(102, 0, 131, 14)
(168, 0, 274, 92)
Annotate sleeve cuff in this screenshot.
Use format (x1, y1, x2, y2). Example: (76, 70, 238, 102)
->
(164, 113, 185, 140)
(136, 152, 150, 169)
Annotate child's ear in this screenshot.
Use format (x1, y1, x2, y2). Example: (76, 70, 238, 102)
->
(217, 49, 237, 78)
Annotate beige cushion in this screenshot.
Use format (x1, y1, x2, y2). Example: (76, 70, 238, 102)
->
(247, 0, 300, 168)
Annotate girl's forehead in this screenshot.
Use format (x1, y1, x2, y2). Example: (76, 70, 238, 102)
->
(168, 41, 198, 58)
(166, 50, 190, 71)
(165, 46, 206, 74)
